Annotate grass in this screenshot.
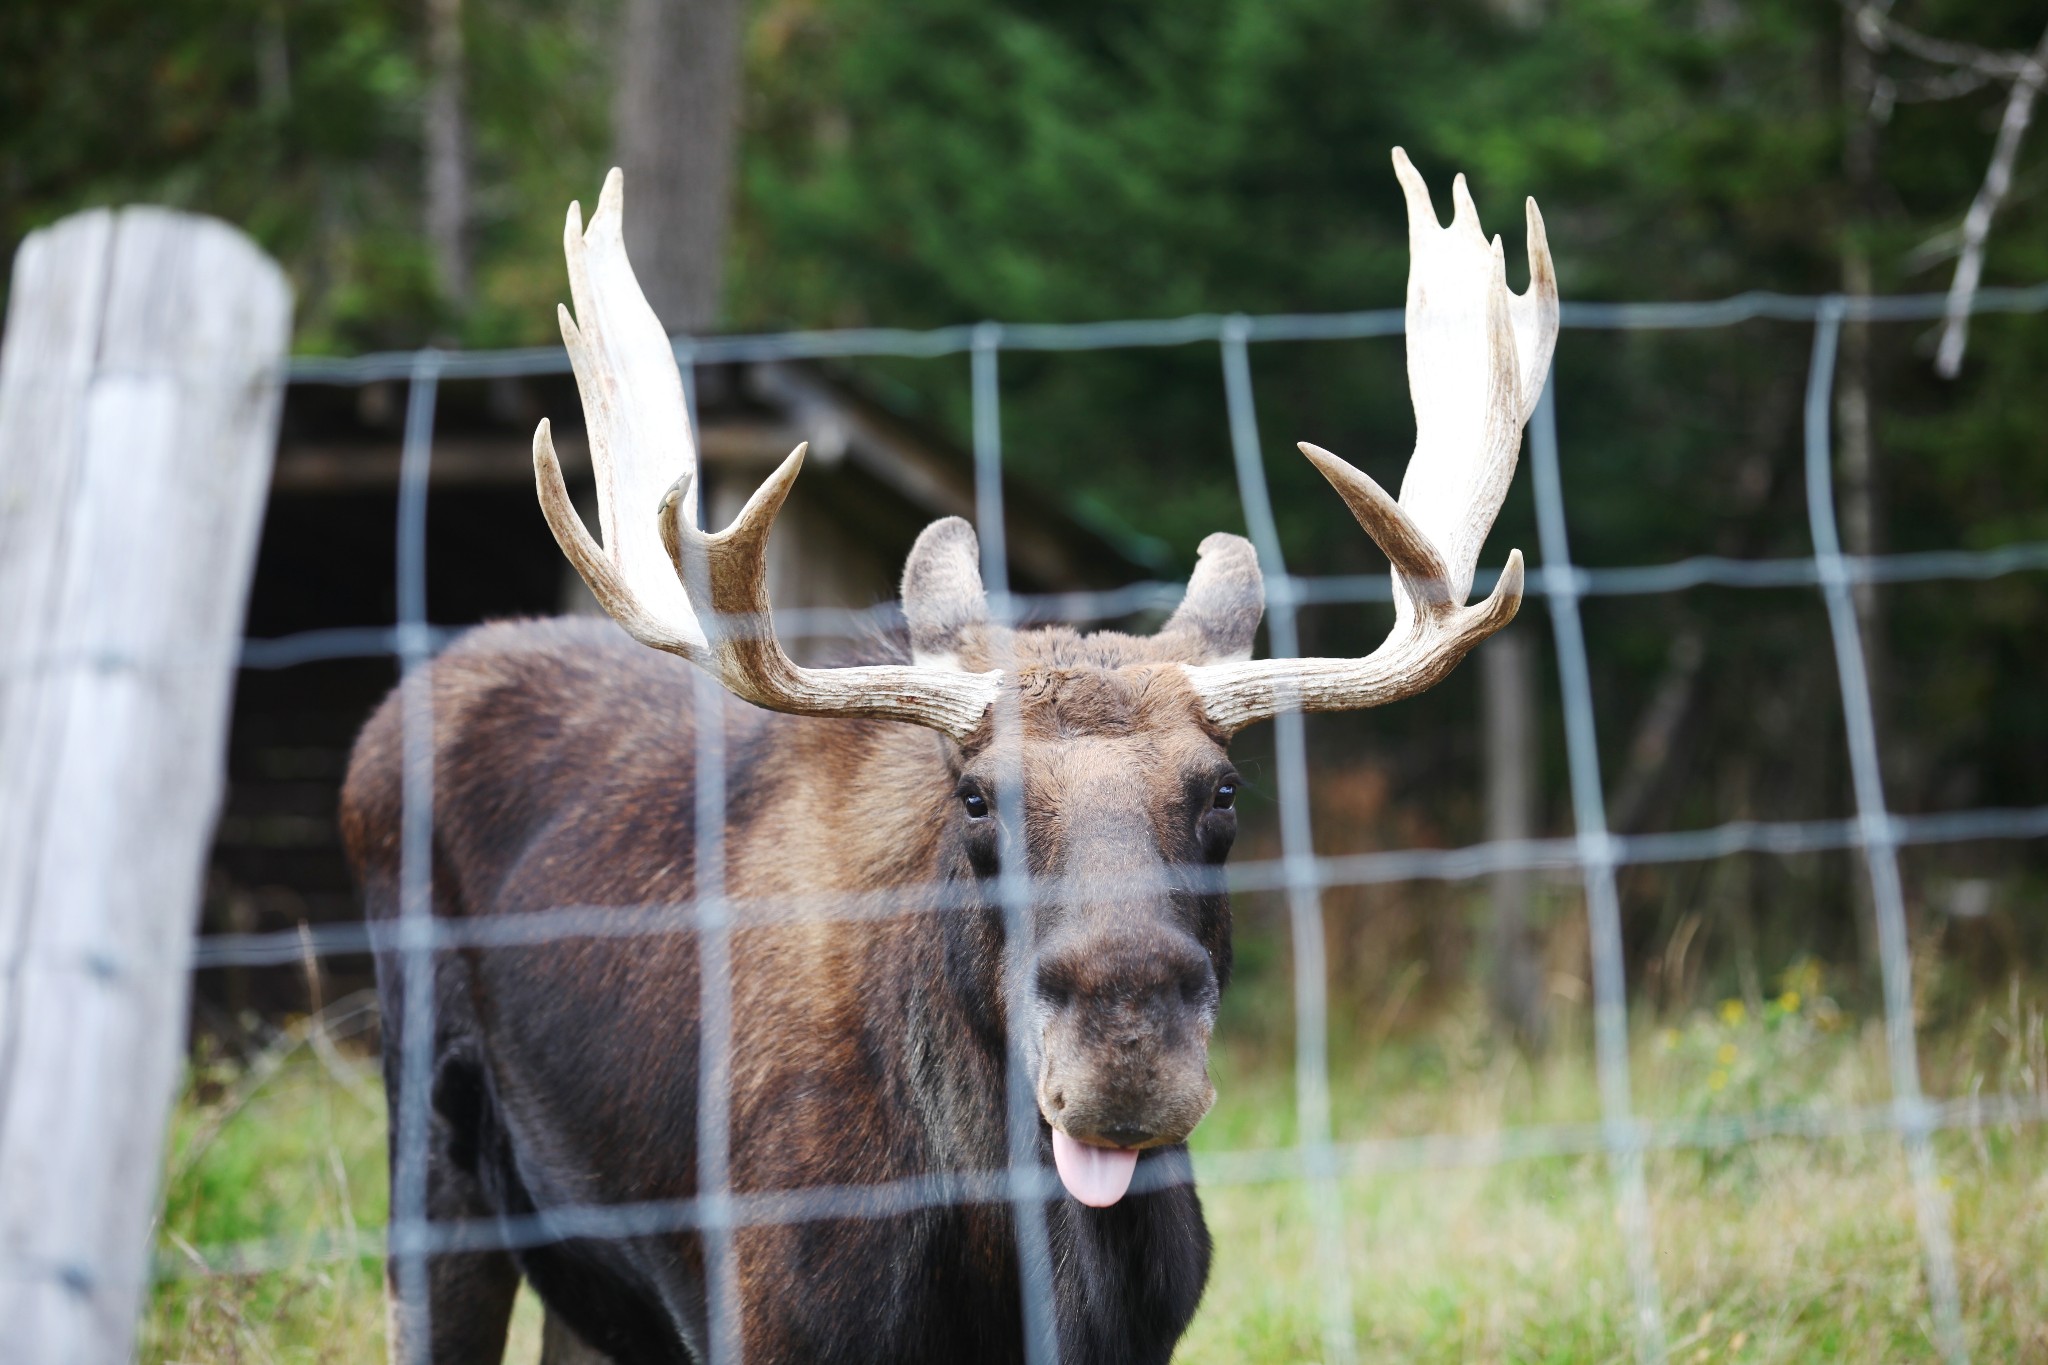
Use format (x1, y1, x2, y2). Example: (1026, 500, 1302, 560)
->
(142, 975, 2048, 1363)
(140, 1002, 547, 1365)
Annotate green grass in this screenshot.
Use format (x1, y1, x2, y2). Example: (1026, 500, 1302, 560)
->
(143, 982, 2048, 1363)
(1182, 1072, 2048, 1362)
(141, 1008, 548, 1365)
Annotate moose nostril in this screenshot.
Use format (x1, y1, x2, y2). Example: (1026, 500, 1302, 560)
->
(1039, 942, 1214, 1020)
(1050, 1091, 1066, 1111)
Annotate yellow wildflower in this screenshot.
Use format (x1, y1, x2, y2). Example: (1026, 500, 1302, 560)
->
(1708, 1069, 1729, 1092)
(1716, 1042, 1738, 1066)
(1778, 990, 1801, 1015)
(1719, 999, 1746, 1027)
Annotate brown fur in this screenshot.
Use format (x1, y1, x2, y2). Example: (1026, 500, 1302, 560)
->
(342, 614, 1241, 1364)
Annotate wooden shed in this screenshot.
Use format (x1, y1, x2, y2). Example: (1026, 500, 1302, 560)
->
(201, 358, 1154, 1024)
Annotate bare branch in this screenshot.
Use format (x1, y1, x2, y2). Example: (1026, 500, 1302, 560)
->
(1854, 4, 2034, 79)
(1904, 223, 1961, 273)
(1872, 66, 1995, 121)
(1937, 21, 2048, 378)
(1890, 66, 1995, 103)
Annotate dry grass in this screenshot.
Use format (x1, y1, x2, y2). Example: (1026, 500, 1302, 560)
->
(141, 977, 2048, 1363)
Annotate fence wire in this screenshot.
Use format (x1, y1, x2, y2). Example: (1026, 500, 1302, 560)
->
(389, 350, 440, 1363)
(1528, 385, 1665, 1360)
(1801, 301, 1962, 1362)
(974, 323, 1063, 1365)
(89, 284, 2048, 1362)
(1222, 315, 1356, 1361)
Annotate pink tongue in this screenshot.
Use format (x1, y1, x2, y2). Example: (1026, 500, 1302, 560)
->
(1051, 1129, 1140, 1208)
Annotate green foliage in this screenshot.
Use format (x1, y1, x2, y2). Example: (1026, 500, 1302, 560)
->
(726, 0, 2048, 866)
(1652, 959, 1859, 1133)
(0, 0, 615, 350)
(145, 1040, 388, 1362)
(9, 0, 2043, 564)
(6, 0, 2046, 942)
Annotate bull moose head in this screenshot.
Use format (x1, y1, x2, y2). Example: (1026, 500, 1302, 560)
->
(531, 150, 1557, 1209)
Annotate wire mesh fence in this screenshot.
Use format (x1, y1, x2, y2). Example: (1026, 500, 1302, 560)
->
(148, 281, 2048, 1363)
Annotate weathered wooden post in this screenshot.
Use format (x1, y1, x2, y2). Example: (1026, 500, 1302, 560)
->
(0, 207, 290, 1360)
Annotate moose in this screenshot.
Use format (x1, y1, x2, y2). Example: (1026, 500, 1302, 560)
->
(341, 148, 1557, 1364)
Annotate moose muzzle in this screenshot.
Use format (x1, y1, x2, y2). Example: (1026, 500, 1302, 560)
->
(1033, 925, 1218, 1207)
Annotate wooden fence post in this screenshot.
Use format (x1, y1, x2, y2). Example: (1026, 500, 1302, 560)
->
(0, 207, 291, 1361)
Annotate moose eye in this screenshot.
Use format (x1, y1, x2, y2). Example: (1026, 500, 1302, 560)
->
(961, 792, 990, 820)
(1213, 781, 1237, 811)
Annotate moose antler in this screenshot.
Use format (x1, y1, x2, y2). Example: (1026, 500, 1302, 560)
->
(1182, 148, 1557, 733)
(533, 170, 1000, 739)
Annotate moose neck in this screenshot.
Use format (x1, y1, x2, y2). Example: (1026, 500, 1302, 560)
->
(727, 706, 1014, 1172)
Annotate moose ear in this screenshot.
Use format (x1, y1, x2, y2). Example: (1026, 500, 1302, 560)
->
(1158, 533, 1265, 664)
(901, 517, 990, 668)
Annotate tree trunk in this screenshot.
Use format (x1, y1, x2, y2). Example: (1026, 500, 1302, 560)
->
(612, 0, 745, 333)
(425, 0, 471, 311)
(1483, 631, 1546, 1049)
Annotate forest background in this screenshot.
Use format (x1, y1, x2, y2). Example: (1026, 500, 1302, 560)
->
(5, 0, 2047, 1037)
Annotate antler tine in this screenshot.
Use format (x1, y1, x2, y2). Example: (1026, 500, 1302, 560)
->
(654, 443, 1000, 736)
(553, 169, 706, 652)
(535, 171, 999, 740)
(1180, 150, 1554, 734)
(1512, 195, 1559, 427)
(534, 419, 698, 656)
(1294, 441, 1453, 611)
(1393, 146, 1523, 614)
(656, 442, 812, 680)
